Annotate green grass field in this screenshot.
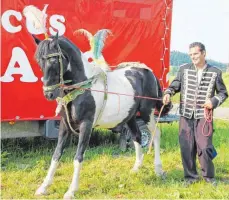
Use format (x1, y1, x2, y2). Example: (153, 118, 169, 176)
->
(1, 120, 229, 199)
(169, 73, 229, 107)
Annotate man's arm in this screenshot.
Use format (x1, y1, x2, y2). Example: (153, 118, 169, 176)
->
(163, 67, 182, 105)
(164, 67, 182, 96)
(210, 71, 228, 109)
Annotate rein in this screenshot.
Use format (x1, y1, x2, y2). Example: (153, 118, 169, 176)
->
(202, 108, 213, 137)
(56, 73, 107, 134)
(58, 80, 215, 138)
(56, 79, 94, 134)
(147, 104, 165, 154)
(41, 41, 215, 138)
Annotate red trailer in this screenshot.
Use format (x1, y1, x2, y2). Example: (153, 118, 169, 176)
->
(1, 0, 173, 139)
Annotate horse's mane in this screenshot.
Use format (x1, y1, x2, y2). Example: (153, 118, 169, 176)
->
(35, 38, 50, 62)
(58, 36, 81, 55)
(35, 36, 81, 62)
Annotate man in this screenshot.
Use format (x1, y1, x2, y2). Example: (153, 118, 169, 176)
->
(163, 42, 228, 185)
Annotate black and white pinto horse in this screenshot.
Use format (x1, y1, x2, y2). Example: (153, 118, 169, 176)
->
(33, 35, 169, 199)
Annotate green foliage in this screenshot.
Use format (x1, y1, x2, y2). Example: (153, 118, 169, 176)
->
(170, 50, 191, 67)
(207, 59, 227, 72)
(169, 65, 179, 76)
(1, 121, 229, 199)
(1, 151, 11, 167)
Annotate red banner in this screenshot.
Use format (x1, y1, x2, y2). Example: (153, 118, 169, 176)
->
(1, 0, 173, 121)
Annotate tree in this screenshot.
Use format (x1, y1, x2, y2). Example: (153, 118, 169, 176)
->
(170, 51, 227, 72)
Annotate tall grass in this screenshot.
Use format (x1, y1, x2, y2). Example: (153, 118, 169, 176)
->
(1, 120, 229, 199)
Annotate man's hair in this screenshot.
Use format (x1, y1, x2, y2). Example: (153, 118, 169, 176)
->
(189, 42, 206, 53)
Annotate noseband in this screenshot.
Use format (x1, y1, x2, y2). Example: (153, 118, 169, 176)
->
(42, 44, 71, 93)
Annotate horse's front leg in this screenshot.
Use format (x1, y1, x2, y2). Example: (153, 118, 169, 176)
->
(64, 120, 93, 199)
(127, 117, 144, 172)
(35, 119, 70, 196)
(153, 125, 165, 176)
(147, 115, 165, 177)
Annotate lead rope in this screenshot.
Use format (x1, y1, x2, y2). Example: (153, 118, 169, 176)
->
(202, 108, 213, 137)
(63, 104, 79, 134)
(93, 72, 108, 126)
(57, 45, 79, 135)
(147, 104, 165, 154)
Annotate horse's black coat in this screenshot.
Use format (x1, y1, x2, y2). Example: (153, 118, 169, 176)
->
(34, 35, 169, 163)
(34, 35, 172, 198)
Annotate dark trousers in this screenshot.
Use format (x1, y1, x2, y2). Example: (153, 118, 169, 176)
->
(179, 116, 215, 179)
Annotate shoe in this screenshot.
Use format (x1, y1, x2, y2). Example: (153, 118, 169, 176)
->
(204, 178, 217, 187)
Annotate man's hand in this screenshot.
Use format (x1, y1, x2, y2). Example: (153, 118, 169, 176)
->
(163, 94, 171, 105)
(202, 99, 213, 109)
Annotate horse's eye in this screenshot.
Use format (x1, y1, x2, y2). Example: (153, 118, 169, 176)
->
(49, 58, 57, 63)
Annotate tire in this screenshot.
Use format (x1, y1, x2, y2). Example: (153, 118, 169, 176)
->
(120, 119, 152, 149)
(137, 119, 152, 148)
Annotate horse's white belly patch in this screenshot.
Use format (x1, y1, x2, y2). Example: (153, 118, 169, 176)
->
(91, 68, 135, 128)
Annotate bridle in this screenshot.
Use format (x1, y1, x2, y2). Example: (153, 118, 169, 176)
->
(40, 39, 107, 134)
(42, 43, 71, 93)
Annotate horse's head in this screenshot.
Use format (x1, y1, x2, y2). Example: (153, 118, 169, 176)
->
(34, 35, 69, 100)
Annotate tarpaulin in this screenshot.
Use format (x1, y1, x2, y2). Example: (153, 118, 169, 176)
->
(1, 0, 173, 121)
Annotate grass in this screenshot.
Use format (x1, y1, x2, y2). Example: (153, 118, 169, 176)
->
(170, 73, 229, 107)
(1, 120, 229, 199)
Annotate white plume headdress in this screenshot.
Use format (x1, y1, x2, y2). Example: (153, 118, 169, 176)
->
(74, 29, 95, 51)
(23, 4, 49, 38)
(74, 29, 112, 58)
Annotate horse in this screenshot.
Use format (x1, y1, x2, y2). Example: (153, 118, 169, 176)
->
(33, 34, 170, 199)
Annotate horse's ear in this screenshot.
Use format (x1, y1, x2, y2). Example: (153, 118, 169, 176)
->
(55, 31, 59, 39)
(32, 34, 41, 45)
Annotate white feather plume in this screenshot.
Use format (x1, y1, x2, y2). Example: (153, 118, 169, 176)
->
(74, 29, 93, 41)
(74, 29, 94, 50)
(23, 5, 48, 33)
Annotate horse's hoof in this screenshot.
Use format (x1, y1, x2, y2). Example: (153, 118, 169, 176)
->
(35, 186, 47, 196)
(63, 191, 75, 200)
(155, 169, 167, 179)
(131, 162, 142, 173)
(131, 154, 144, 173)
(158, 171, 167, 179)
(155, 164, 166, 178)
(131, 167, 139, 173)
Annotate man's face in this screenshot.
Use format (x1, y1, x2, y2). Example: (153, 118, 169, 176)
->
(189, 46, 206, 66)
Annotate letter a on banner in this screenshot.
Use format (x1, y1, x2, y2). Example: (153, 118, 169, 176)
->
(0, 47, 38, 82)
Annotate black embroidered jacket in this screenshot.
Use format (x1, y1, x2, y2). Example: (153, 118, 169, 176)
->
(164, 63, 228, 119)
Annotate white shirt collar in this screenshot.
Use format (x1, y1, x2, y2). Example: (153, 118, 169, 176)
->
(195, 63, 207, 71)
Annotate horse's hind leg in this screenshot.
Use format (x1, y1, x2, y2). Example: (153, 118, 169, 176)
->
(35, 120, 70, 196)
(147, 113, 165, 176)
(64, 120, 93, 199)
(127, 117, 144, 172)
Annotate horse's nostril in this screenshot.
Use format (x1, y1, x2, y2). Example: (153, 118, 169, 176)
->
(48, 92, 53, 99)
(45, 92, 54, 99)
